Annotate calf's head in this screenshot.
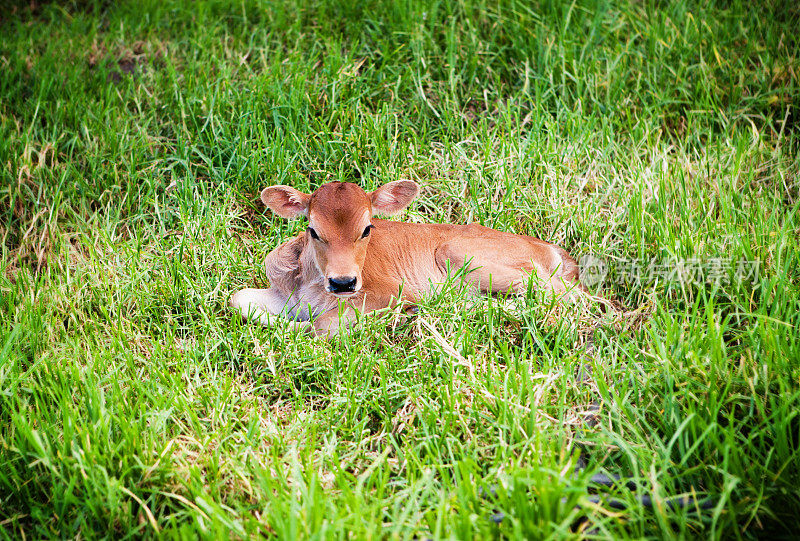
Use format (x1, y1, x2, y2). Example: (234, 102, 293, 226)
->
(260, 181, 419, 296)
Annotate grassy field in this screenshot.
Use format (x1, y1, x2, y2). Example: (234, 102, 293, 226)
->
(1, 0, 799, 538)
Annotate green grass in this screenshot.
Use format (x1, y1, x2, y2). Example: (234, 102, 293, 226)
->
(1, 0, 799, 538)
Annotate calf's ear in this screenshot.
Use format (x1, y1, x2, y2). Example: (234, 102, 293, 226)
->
(368, 180, 419, 216)
(260, 185, 311, 219)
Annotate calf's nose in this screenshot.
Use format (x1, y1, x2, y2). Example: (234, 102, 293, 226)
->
(328, 276, 357, 293)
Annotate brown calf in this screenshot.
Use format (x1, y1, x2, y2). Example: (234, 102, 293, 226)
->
(230, 181, 579, 336)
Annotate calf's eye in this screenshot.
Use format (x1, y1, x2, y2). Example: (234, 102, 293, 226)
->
(308, 227, 320, 240)
(361, 225, 373, 239)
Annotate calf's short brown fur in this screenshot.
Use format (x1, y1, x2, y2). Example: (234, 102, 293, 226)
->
(230, 180, 579, 336)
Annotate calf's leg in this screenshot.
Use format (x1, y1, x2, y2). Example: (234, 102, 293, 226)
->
(229, 288, 312, 332)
